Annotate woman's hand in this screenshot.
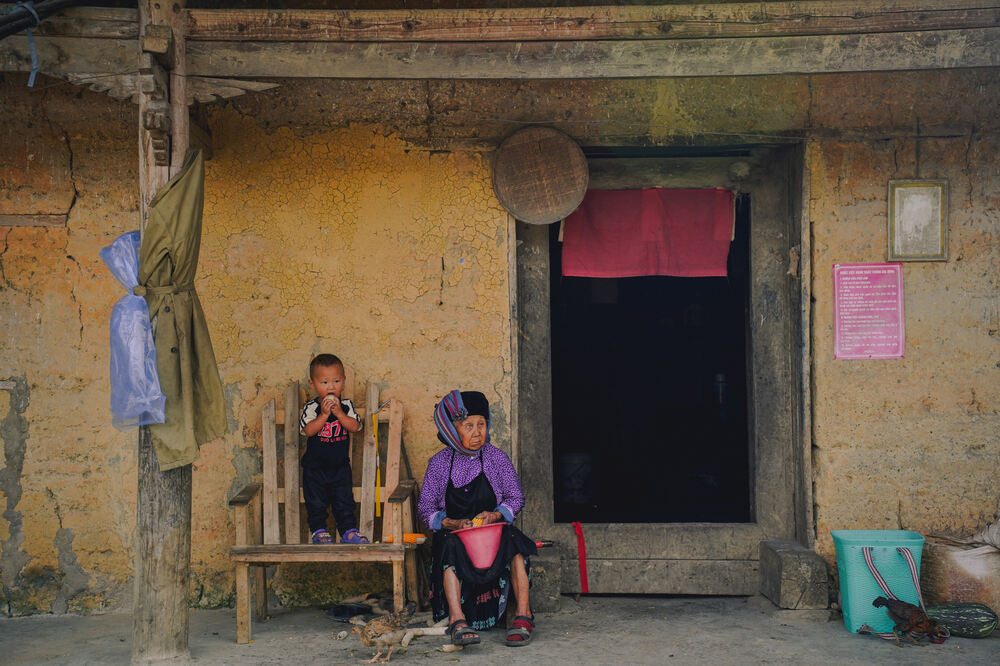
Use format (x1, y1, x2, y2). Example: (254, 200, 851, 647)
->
(474, 511, 504, 525)
(442, 517, 473, 531)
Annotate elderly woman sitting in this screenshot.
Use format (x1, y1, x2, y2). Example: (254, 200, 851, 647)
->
(417, 390, 537, 647)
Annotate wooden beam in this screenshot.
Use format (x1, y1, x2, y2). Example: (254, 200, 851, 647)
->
(188, 114, 213, 160)
(168, 5, 189, 173)
(261, 399, 280, 545)
(380, 400, 403, 539)
(7, 3, 999, 43)
(3, 12, 998, 83)
(0, 214, 67, 227)
(231, 544, 405, 564)
(282, 382, 301, 545)
(142, 23, 174, 69)
(132, 2, 190, 662)
(185, 2, 1000, 42)
(2, 5, 997, 88)
(359, 382, 379, 543)
(185, 28, 1000, 79)
(185, 76, 280, 104)
(228, 482, 262, 507)
(20, 6, 138, 39)
(589, 156, 769, 190)
(0, 36, 140, 76)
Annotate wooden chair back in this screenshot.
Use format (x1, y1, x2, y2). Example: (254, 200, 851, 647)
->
(228, 371, 419, 644)
(261, 369, 408, 544)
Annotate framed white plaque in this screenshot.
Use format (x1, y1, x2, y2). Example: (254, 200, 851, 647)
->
(887, 180, 948, 261)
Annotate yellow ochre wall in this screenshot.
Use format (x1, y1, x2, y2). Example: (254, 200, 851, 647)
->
(0, 69, 997, 614)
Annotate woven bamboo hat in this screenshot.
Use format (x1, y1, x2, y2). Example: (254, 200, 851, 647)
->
(492, 126, 589, 225)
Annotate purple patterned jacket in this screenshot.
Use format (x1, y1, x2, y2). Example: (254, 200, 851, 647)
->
(417, 444, 525, 531)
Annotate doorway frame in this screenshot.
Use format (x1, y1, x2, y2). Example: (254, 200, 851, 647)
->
(514, 144, 811, 594)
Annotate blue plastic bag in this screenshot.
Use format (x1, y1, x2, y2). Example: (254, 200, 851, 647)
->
(100, 231, 166, 429)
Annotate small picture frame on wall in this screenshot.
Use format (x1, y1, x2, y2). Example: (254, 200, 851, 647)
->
(887, 179, 948, 261)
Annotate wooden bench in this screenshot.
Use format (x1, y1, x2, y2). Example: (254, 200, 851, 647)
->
(228, 373, 420, 644)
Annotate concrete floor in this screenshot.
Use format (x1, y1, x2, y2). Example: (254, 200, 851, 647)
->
(2, 595, 997, 665)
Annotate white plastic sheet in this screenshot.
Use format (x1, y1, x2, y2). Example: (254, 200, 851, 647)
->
(100, 231, 165, 429)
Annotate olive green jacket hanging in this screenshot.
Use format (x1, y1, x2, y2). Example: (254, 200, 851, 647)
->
(136, 150, 226, 470)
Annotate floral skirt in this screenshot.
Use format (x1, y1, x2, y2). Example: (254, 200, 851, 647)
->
(429, 524, 537, 631)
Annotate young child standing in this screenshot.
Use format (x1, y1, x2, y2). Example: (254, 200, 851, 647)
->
(299, 353, 367, 544)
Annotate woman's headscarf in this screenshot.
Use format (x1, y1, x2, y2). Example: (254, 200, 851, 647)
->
(434, 389, 491, 455)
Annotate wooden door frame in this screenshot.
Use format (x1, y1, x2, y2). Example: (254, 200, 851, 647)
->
(514, 144, 810, 594)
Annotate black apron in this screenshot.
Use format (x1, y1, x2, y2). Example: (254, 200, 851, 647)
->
(445, 449, 498, 521)
(429, 451, 537, 628)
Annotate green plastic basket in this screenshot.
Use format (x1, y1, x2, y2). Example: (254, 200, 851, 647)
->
(831, 529, 925, 633)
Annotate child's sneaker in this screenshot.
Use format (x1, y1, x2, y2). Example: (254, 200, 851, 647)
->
(311, 529, 334, 544)
(341, 529, 369, 544)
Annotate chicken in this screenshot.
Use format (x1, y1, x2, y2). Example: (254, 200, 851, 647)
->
(360, 608, 413, 663)
(872, 596, 947, 645)
(357, 607, 450, 663)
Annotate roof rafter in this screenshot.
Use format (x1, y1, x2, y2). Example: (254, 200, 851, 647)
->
(1, 2, 998, 95)
(186, 1, 1000, 42)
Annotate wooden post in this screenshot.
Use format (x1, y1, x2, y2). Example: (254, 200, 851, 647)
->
(261, 400, 279, 544)
(251, 493, 267, 621)
(132, 1, 192, 662)
(282, 382, 301, 544)
(359, 382, 379, 541)
(133, 429, 192, 662)
(233, 501, 250, 645)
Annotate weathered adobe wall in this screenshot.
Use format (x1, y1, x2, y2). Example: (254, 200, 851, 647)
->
(1, 68, 996, 614)
(805, 74, 1000, 561)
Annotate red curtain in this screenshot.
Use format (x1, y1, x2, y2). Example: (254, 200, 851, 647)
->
(562, 188, 735, 278)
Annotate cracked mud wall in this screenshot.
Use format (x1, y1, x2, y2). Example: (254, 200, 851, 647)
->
(806, 72, 1000, 562)
(193, 110, 515, 606)
(1, 78, 139, 615)
(1, 68, 998, 613)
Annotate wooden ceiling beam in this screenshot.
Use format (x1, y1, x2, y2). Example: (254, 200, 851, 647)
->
(7, 6, 138, 39)
(184, 28, 1000, 79)
(5, 3, 998, 43)
(0, 35, 139, 75)
(2, 4, 998, 83)
(4, 27, 997, 81)
(184, 2, 1000, 42)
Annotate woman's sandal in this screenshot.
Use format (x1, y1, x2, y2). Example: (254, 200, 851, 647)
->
(505, 615, 535, 647)
(447, 619, 481, 646)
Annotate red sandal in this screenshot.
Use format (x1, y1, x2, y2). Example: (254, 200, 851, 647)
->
(505, 615, 534, 646)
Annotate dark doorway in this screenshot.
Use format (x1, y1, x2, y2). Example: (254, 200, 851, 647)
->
(551, 193, 752, 524)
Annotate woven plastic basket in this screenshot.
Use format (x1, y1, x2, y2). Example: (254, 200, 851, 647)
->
(831, 529, 925, 633)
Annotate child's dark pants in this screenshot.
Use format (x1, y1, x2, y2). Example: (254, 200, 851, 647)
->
(302, 462, 357, 535)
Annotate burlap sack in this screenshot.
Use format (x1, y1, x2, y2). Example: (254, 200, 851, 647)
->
(921, 537, 1000, 612)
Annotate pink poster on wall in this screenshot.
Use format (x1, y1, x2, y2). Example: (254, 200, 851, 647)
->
(833, 263, 905, 359)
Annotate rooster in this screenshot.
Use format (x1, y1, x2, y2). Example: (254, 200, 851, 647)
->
(872, 596, 947, 645)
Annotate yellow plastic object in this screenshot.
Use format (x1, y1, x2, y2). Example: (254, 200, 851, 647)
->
(373, 412, 381, 518)
(384, 533, 427, 544)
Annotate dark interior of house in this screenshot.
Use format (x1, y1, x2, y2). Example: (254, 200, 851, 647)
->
(551, 193, 752, 524)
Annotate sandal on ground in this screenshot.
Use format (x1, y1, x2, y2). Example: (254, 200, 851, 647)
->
(505, 615, 535, 647)
(341, 529, 370, 544)
(311, 529, 334, 544)
(447, 619, 481, 646)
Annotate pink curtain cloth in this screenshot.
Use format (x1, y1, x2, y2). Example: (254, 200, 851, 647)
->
(561, 188, 735, 278)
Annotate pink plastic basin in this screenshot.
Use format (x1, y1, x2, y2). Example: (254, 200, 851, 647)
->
(453, 523, 503, 569)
